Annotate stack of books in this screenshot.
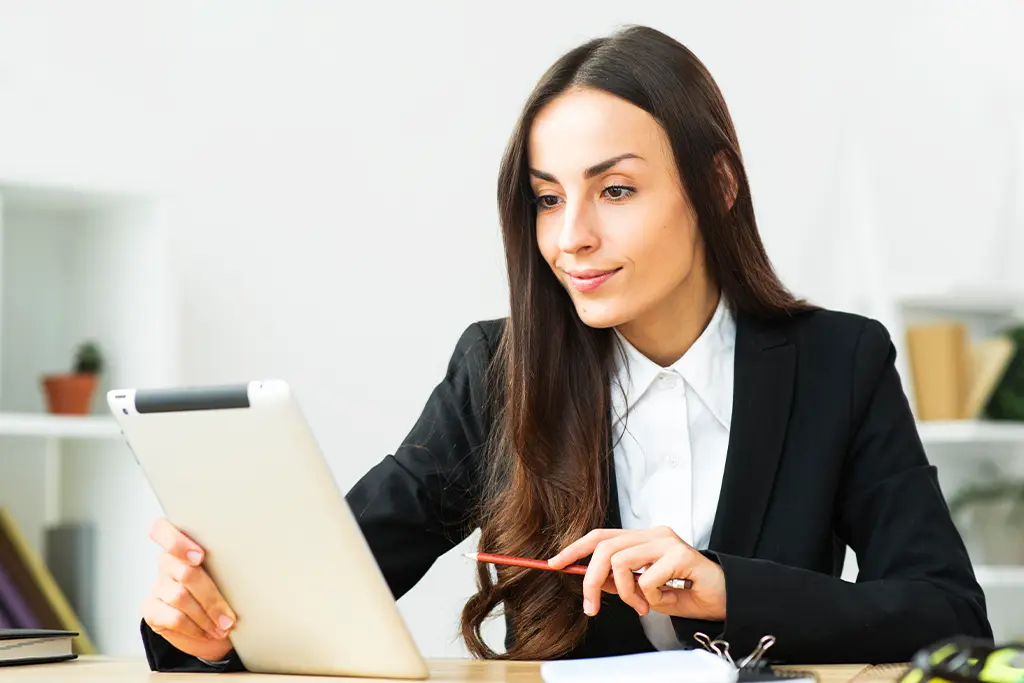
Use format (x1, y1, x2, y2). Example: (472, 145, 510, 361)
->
(906, 321, 1017, 421)
(0, 508, 95, 656)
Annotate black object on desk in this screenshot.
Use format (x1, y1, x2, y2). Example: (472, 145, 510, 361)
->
(0, 628, 78, 667)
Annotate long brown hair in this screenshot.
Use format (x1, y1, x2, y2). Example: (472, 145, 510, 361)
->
(460, 24, 812, 660)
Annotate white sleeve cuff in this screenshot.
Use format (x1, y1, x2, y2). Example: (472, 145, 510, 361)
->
(197, 657, 231, 668)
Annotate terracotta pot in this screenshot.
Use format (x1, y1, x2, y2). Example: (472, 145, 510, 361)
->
(41, 373, 99, 415)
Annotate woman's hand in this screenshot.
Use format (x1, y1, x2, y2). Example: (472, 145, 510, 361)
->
(548, 526, 726, 621)
(142, 518, 238, 663)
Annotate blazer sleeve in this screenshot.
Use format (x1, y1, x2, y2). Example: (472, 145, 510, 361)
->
(141, 322, 495, 672)
(684, 318, 992, 664)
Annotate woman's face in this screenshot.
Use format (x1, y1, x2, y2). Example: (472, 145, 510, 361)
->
(529, 87, 708, 332)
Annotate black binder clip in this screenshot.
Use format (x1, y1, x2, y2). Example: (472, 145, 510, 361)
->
(694, 632, 776, 671)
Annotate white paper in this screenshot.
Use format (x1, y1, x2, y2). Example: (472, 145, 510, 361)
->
(540, 648, 740, 683)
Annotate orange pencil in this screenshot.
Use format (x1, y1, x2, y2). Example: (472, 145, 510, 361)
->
(464, 552, 692, 590)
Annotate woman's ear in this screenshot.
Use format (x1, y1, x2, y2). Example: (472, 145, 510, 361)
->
(714, 150, 739, 213)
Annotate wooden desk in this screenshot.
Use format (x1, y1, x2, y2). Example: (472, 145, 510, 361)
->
(4, 656, 910, 682)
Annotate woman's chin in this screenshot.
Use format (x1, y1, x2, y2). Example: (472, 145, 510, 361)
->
(572, 299, 631, 329)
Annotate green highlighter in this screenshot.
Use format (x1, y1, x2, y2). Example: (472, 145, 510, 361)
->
(901, 638, 1024, 683)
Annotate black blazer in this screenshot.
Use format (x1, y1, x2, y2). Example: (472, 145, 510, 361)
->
(142, 307, 991, 671)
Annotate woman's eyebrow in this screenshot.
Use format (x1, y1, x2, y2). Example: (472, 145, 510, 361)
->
(529, 153, 645, 184)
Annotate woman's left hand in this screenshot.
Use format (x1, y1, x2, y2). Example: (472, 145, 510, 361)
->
(547, 526, 726, 621)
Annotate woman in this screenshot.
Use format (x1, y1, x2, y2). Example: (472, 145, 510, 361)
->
(139, 25, 991, 671)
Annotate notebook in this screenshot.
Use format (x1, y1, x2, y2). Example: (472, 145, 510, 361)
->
(0, 629, 77, 667)
(539, 647, 819, 683)
(541, 648, 740, 683)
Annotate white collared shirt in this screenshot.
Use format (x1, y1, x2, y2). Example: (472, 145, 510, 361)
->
(610, 296, 736, 650)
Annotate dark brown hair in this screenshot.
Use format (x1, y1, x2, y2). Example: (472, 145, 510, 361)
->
(460, 24, 812, 660)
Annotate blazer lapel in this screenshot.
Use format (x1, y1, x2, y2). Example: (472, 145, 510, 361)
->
(708, 311, 796, 558)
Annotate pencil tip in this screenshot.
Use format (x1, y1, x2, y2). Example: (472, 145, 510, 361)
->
(463, 552, 478, 560)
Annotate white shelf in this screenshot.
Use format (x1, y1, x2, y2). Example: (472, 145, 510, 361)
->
(975, 566, 1024, 587)
(918, 420, 1024, 445)
(897, 290, 1024, 316)
(0, 412, 121, 439)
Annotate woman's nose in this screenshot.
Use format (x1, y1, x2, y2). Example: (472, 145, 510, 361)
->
(557, 200, 599, 254)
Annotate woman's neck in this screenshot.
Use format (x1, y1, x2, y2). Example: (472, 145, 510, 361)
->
(616, 277, 721, 367)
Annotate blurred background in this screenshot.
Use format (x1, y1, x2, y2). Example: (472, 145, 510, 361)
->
(0, 0, 1022, 660)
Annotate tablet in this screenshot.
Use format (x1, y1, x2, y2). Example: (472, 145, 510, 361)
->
(107, 380, 429, 679)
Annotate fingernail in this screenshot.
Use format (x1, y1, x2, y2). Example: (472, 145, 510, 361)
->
(583, 599, 594, 616)
(186, 550, 202, 564)
(215, 628, 228, 639)
(218, 615, 234, 630)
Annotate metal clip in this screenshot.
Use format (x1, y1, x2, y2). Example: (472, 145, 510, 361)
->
(738, 635, 776, 669)
(712, 639, 735, 667)
(694, 631, 716, 654)
(693, 632, 776, 670)
(693, 632, 732, 665)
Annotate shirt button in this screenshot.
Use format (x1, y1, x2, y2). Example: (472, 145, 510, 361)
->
(659, 373, 678, 388)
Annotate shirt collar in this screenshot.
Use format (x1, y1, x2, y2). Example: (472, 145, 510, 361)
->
(611, 295, 736, 429)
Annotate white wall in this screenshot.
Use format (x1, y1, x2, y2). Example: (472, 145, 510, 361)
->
(0, 0, 1023, 657)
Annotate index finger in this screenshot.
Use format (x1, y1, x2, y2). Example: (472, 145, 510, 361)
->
(149, 518, 204, 565)
(548, 529, 629, 569)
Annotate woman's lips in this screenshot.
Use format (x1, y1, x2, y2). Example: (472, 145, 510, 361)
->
(566, 268, 621, 293)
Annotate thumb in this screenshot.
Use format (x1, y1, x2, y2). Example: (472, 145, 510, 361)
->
(649, 588, 680, 608)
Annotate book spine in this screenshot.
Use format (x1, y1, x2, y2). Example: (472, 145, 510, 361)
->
(0, 560, 41, 628)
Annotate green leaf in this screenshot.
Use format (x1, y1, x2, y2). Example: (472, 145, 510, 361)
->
(983, 325, 1024, 420)
(74, 341, 104, 375)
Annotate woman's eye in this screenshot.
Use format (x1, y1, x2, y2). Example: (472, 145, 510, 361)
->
(603, 185, 636, 201)
(535, 195, 563, 211)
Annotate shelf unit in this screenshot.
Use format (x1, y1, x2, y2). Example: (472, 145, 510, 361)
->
(0, 175, 174, 655)
(974, 566, 1024, 588)
(0, 413, 120, 440)
(918, 420, 1024, 446)
(894, 292, 1024, 599)
(898, 291, 1024, 318)
(0, 178, 171, 518)
(894, 289, 1022, 429)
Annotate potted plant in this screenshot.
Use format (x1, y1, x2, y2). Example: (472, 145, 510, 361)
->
(41, 341, 104, 415)
(985, 324, 1024, 421)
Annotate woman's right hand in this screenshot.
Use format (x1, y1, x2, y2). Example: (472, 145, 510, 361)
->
(142, 518, 238, 663)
